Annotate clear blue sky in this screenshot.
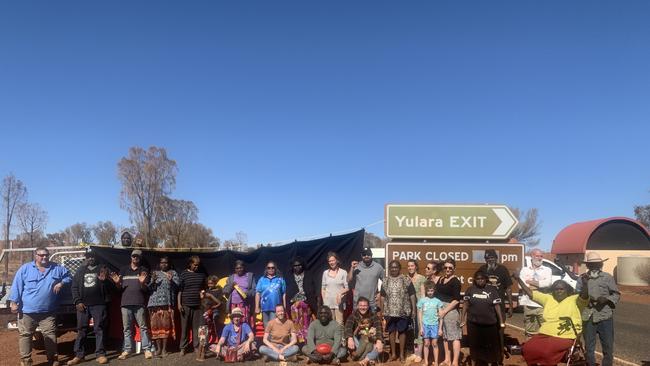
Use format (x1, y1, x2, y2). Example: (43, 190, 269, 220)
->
(1, 0, 649, 250)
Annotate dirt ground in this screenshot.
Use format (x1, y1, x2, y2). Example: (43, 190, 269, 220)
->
(4, 285, 647, 366)
(0, 328, 530, 366)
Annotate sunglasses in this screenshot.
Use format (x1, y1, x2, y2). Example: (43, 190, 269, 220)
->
(36, 253, 49, 257)
(444, 266, 454, 270)
(267, 266, 276, 269)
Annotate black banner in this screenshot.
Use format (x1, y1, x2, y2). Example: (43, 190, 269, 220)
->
(90, 229, 365, 282)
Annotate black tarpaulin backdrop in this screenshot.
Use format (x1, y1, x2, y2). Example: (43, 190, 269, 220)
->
(91, 229, 365, 281)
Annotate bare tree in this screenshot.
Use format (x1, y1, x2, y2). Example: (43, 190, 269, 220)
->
(64, 223, 93, 245)
(18, 203, 48, 247)
(46, 231, 66, 246)
(224, 231, 248, 251)
(156, 197, 199, 248)
(2, 174, 28, 283)
(509, 208, 542, 247)
(117, 146, 177, 248)
(634, 204, 650, 229)
(93, 221, 119, 245)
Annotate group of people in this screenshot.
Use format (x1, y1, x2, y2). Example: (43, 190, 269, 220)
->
(8, 245, 620, 366)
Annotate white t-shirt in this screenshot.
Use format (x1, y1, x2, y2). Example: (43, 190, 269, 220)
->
(518, 265, 552, 307)
(321, 268, 348, 308)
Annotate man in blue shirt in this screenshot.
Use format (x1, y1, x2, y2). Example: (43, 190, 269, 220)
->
(10, 247, 72, 366)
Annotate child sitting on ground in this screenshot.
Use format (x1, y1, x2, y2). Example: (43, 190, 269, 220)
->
(352, 317, 377, 362)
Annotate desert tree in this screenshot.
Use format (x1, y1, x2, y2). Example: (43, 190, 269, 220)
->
(93, 221, 119, 245)
(1, 174, 27, 283)
(156, 197, 199, 248)
(117, 146, 177, 248)
(17, 203, 48, 247)
(64, 223, 93, 245)
(509, 208, 542, 248)
(185, 223, 220, 248)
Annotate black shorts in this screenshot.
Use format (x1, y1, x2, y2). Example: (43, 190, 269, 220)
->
(385, 316, 409, 333)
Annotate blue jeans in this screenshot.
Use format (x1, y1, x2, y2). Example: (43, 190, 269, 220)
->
(353, 336, 380, 360)
(74, 304, 107, 358)
(262, 311, 276, 327)
(121, 305, 151, 352)
(583, 317, 614, 366)
(259, 344, 299, 360)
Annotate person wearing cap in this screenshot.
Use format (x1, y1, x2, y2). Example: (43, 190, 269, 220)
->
(67, 249, 112, 365)
(518, 249, 552, 338)
(9, 247, 72, 366)
(578, 252, 620, 366)
(109, 249, 153, 360)
(213, 307, 256, 361)
(478, 249, 513, 319)
(348, 248, 384, 312)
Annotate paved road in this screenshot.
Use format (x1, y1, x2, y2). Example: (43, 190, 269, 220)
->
(508, 301, 649, 365)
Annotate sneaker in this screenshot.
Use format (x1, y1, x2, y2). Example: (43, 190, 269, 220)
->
(95, 356, 108, 365)
(144, 351, 153, 359)
(288, 355, 298, 362)
(117, 352, 130, 360)
(67, 357, 83, 366)
(50, 361, 61, 366)
(20, 360, 33, 366)
(261, 355, 269, 363)
(180, 349, 186, 356)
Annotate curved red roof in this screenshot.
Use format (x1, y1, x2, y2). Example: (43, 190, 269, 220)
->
(551, 217, 650, 254)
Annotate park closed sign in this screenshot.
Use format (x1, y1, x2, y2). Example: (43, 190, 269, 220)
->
(385, 204, 518, 239)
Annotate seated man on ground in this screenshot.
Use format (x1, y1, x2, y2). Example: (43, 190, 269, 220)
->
(259, 304, 300, 362)
(212, 308, 256, 362)
(344, 297, 383, 366)
(302, 306, 347, 365)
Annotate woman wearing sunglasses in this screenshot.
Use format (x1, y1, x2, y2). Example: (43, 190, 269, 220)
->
(435, 259, 462, 366)
(255, 260, 287, 327)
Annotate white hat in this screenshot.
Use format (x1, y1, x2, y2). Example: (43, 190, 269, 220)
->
(583, 252, 608, 263)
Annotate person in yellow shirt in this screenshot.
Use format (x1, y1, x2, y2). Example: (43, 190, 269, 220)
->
(513, 272, 589, 365)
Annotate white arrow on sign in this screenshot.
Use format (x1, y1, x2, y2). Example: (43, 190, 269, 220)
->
(492, 208, 517, 236)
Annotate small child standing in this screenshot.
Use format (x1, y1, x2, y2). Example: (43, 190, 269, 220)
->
(417, 281, 443, 366)
(202, 276, 225, 345)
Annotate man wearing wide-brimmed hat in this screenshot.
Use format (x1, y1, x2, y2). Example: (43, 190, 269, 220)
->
(579, 252, 620, 366)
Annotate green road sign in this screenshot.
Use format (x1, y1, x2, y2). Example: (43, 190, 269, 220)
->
(385, 204, 518, 239)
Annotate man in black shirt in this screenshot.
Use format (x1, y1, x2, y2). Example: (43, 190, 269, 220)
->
(110, 249, 153, 360)
(67, 249, 112, 365)
(478, 249, 513, 319)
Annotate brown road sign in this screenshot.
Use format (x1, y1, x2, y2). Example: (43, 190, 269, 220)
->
(386, 242, 524, 294)
(385, 204, 518, 239)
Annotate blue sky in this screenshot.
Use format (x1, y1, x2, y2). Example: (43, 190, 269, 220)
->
(1, 0, 649, 249)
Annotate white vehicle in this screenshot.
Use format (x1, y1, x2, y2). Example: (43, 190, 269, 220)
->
(524, 256, 578, 290)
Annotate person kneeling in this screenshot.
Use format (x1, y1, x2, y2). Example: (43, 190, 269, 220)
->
(259, 304, 300, 362)
(302, 306, 347, 365)
(212, 308, 256, 362)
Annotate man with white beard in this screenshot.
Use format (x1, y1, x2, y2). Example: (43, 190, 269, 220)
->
(518, 249, 552, 338)
(578, 252, 619, 366)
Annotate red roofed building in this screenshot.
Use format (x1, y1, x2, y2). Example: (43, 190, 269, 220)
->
(551, 217, 650, 277)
